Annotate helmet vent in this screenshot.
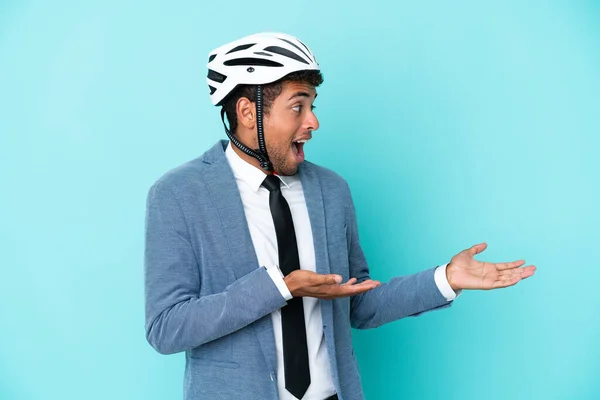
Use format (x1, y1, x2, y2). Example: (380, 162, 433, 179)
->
(207, 69, 227, 83)
(226, 43, 255, 54)
(208, 54, 217, 62)
(253, 51, 273, 57)
(208, 85, 217, 95)
(263, 46, 308, 64)
(224, 58, 284, 67)
(297, 40, 311, 53)
(277, 38, 312, 62)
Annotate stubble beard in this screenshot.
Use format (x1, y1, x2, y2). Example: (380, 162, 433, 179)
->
(268, 143, 298, 176)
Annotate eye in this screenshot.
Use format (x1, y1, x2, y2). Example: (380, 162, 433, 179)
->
(292, 104, 316, 113)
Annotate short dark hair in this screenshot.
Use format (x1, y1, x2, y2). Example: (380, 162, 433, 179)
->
(222, 70, 323, 134)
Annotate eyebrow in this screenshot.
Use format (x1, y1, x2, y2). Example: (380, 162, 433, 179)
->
(288, 91, 318, 101)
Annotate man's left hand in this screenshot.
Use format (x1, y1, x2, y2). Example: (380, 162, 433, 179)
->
(446, 242, 536, 291)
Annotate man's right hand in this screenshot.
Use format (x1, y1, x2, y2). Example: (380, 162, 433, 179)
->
(283, 270, 381, 299)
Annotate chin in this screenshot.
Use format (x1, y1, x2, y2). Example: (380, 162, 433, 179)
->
(275, 163, 300, 176)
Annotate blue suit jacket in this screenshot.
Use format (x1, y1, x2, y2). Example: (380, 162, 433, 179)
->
(144, 140, 453, 400)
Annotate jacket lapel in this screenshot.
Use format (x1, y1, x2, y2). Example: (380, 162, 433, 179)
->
(201, 141, 259, 280)
(298, 162, 331, 277)
(299, 162, 334, 323)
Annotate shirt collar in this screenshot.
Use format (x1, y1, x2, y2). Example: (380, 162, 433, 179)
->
(225, 141, 291, 192)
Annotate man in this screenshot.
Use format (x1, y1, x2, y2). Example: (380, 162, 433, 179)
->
(144, 32, 536, 400)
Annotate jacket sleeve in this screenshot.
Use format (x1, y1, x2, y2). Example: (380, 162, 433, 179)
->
(144, 181, 287, 355)
(344, 182, 453, 330)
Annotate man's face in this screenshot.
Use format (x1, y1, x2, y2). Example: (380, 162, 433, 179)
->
(263, 81, 319, 176)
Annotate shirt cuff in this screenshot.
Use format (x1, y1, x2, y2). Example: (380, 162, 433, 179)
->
(265, 264, 293, 301)
(434, 263, 462, 301)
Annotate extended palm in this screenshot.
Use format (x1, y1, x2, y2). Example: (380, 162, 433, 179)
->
(447, 243, 536, 291)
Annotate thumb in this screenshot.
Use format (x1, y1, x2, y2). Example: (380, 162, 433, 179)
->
(322, 274, 342, 285)
(468, 242, 487, 257)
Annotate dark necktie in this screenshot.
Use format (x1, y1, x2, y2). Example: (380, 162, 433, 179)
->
(262, 174, 310, 399)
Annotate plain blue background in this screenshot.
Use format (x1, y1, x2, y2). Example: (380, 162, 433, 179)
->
(1, 0, 599, 399)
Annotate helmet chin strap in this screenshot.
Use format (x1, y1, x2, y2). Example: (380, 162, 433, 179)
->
(220, 85, 273, 172)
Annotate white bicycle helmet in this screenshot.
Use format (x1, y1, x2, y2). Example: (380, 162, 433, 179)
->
(206, 32, 321, 171)
(206, 32, 320, 106)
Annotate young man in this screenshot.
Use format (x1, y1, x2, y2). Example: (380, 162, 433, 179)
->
(144, 32, 536, 400)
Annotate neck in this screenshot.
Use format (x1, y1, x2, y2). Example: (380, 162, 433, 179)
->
(230, 140, 274, 175)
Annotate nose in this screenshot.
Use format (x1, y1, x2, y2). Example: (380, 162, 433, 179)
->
(305, 109, 320, 131)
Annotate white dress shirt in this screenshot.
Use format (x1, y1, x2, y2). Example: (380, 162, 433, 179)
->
(224, 142, 460, 400)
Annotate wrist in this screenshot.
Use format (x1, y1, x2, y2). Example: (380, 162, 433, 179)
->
(283, 274, 297, 296)
(446, 263, 460, 292)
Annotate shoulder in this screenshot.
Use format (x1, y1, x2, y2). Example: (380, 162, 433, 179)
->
(148, 143, 220, 197)
(153, 157, 205, 190)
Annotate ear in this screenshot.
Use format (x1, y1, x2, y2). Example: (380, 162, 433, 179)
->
(236, 97, 256, 131)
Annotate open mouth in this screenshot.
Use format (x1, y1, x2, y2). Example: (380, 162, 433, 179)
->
(292, 139, 308, 162)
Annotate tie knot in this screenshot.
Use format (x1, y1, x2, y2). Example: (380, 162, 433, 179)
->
(262, 175, 281, 192)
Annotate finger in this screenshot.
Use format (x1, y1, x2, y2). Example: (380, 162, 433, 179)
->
(333, 285, 377, 297)
(345, 279, 380, 287)
(520, 265, 537, 278)
(493, 266, 536, 288)
(312, 274, 342, 285)
(468, 242, 487, 257)
(493, 275, 522, 288)
(498, 265, 536, 277)
(494, 260, 526, 271)
(341, 278, 380, 286)
(524, 265, 536, 276)
(313, 279, 382, 299)
(334, 280, 380, 296)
